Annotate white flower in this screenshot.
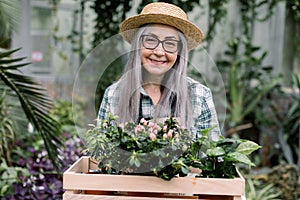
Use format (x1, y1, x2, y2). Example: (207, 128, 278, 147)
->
(28, 123, 34, 133)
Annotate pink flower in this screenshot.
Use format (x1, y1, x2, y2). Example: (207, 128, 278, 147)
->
(148, 122, 155, 128)
(167, 130, 173, 138)
(163, 133, 168, 139)
(153, 124, 161, 131)
(119, 123, 125, 130)
(163, 125, 168, 132)
(149, 133, 156, 141)
(140, 118, 147, 125)
(149, 127, 155, 134)
(134, 125, 145, 134)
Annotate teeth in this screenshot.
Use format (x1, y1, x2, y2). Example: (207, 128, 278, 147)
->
(150, 59, 165, 63)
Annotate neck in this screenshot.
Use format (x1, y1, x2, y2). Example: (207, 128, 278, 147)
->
(142, 69, 164, 84)
(143, 83, 162, 105)
(143, 83, 161, 90)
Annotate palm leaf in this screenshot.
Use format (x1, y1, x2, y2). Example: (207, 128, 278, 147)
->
(0, 48, 63, 169)
(0, 90, 16, 164)
(0, 0, 20, 39)
(0, 57, 26, 65)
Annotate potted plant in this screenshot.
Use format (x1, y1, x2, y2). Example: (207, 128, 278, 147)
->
(63, 113, 260, 199)
(84, 113, 260, 180)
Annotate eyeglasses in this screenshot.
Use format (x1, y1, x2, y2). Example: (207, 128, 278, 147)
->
(141, 35, 181, 53)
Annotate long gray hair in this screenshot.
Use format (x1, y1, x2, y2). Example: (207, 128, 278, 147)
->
(116, 24, 192, 128)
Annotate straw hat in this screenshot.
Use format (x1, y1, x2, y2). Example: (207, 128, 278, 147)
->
(120, 2, 203, 50)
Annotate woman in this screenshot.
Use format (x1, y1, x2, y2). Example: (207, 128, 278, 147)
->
(98, 2, 220, 140)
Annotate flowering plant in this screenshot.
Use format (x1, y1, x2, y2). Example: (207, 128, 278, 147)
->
(85, 113, 193, 177)
(84, 113, 260, 180)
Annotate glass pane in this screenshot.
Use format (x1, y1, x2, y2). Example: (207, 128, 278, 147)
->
(31, 35, 51, 72)
(31, 7, 52, 31)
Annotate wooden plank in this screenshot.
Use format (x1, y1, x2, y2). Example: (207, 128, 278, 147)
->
(64, 173, 244, 195)
(63, 191, 199, 200)
(63, 191, 242, 200)
(64, 156, 89, 174)
(63, 157, 245, 199)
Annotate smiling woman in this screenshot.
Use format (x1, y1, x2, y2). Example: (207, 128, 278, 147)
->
(141, 25, 179, 79)
(97, 2, 220, 140)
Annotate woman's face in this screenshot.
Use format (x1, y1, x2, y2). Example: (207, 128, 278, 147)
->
(140, 24, 179, 77)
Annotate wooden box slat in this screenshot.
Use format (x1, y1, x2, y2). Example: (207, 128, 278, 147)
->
(63, 156, 245, 200)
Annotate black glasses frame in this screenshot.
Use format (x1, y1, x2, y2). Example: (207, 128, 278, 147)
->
(140, 35, 181, 53)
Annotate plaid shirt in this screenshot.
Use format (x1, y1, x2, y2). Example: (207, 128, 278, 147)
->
(98, 77, 221, 140)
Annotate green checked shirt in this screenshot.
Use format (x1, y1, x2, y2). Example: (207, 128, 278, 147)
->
(98, 77, 221, 140)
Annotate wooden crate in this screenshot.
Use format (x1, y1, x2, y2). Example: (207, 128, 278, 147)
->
(63, 156, 245, 200)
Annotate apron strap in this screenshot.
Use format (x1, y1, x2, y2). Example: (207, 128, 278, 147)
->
(137, 94, 176, 123)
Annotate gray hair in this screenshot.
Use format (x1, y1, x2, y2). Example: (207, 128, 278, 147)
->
(116, 24, 192, 128)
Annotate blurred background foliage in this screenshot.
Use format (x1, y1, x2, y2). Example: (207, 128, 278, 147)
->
(0, 0, 299, 199)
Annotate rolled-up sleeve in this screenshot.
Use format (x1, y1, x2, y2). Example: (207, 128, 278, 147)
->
(97, 83, 119, 124)
(189, 79, 221, 140)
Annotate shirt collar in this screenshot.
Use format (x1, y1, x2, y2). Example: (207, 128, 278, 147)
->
(139, 86, 177, 99)
(139, 87, 148, 96)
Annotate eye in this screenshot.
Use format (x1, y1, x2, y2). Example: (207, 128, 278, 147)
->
(144, 36, 157, 44)
(164, 41, 177, 47)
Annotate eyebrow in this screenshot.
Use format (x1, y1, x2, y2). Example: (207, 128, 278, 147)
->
(147, 33, 179, 40)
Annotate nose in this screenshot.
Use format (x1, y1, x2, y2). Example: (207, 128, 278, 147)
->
(153, 43, 165, 56)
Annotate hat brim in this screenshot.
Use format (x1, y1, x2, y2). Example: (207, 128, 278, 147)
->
(120, 13, 203, 50)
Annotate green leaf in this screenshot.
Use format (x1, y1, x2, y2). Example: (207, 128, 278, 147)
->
(206, 147, 225, 156)
(0, 185, 9, 196)
(0, 0, 20, 40)
(0, 48, 63, 169)
(129, 155, 135, 166)
(181, 166, 190, 174)
(227, 152, 255, 166)
(236, 141, 261, 155)
(243, 77, 281, 117)
(200, 126, 217, 138)
(134, 158, 141, 167)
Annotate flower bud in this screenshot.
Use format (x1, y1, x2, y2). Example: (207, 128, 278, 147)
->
(167, 130, 173, 138)
(134, 125, 145, 134)
(140, 118, 147, 125)
(182, 144, 188, 152)
(148, 122, 155, 128)
(149, 133, 156, 141)
(119, 123, 125, 130)
(163, 125, 168, 132)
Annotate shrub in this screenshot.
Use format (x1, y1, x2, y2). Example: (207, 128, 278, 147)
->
(1, 132, 84, 200)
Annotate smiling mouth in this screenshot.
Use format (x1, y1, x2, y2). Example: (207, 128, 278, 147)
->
(149, 58, 166, 65)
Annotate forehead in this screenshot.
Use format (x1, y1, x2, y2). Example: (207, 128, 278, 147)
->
(144, 24, 179, 39)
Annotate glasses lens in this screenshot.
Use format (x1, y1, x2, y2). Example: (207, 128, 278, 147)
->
(142, 35, 158, 49)
(163, 40, 178, 53)
(141, 35, 180, 53)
